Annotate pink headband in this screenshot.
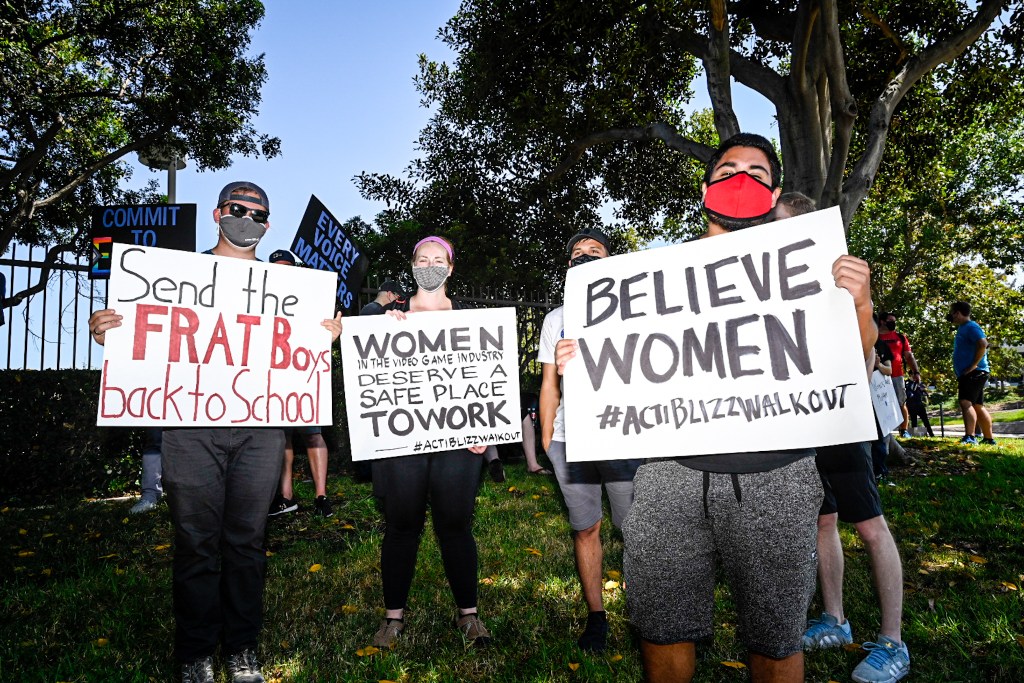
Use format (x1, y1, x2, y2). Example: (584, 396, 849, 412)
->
(413, 236, 454, 260)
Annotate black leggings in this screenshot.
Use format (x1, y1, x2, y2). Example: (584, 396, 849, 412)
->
(907, 401, 934, 436)
(373, 450, 482, 610)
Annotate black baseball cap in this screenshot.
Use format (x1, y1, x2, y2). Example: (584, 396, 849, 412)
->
(218, 181, 270, 211)
(566, 227, 611, 257)
(269, 249, 295, 265)
(379, 280, 404, 297)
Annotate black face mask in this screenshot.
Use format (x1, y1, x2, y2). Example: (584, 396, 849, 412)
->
(884, 320, 896, 331)
(570, 253, 601, 268)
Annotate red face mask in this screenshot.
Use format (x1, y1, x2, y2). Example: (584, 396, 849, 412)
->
(703, 172, 775, 223)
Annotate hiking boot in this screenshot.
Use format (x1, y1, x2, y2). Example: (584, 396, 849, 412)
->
(181, 656, 215, 683)
(225, 648, 264, 683)
(488, 459, 506, 483)
(455, 611, 492, 648)
(372, 618, 404, 648)
(313, 495, 334, 518)
(801, 612, 853, 650)
(577, 610, 609, 652)
(959, 435, 978, 446)
(852, 635, 910, 683)
(980, 437, 997, 445)
(129, 497, 159, 515)
(268, 495, 298, 517)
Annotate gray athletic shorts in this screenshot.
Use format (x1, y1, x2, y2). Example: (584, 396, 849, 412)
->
(623, 457, 822, 659)
(547, 440, 640, 530)
(892, 376, 907, 406)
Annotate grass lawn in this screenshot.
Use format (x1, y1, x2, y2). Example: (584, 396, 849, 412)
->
(2, 440, 1023, 682)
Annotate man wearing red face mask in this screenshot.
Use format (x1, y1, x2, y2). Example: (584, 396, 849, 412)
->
(557, 134, 877, 682)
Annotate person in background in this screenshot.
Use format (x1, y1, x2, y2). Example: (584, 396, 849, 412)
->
(360, 280, 405, 315)
(948, 301, 995, 445)
(877, 311, 921, 439)
(129, 428, 163, 514)
(539, 227, 641, 653)
(904, 377, 934, 437)
(267, 249, 333, 518)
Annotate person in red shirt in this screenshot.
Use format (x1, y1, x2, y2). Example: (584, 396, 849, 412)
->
(877, 312, 921, 438)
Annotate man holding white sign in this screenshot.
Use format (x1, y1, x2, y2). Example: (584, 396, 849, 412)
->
(89, 182, 342, 683)
(555, 134, 877, 682)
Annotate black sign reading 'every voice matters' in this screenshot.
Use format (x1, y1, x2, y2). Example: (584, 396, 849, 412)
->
(89, 204, 197, 279)
(290, 195, 369, 314)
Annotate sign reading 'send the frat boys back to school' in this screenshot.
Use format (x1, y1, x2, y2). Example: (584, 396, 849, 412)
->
(561, 207, 877, 462)
(290, 195, 369, 314)
(96, 244, 338, 427)
(340, 308, 522, 461)
(89, 203, 197, 279)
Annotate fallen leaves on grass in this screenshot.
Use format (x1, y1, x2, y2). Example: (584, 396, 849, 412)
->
(309, 563, 323, 573)
(524, 547, 543, 557)
(356, 646, 380, 657)
(153, 544, 170, 551)
(606, 570, 621, 581)
(1001, 581, 1019, 591)
(16, 550, 34, 557)
(340, 604, 358, 614)
(567, 662, 580, 671)
(970, 555, 988, 564)
(843, 643, 863, 652)
(720, 661, 746, 669)
(95, 638, 109, 647)
(608, 654, 623, 662)
(603, 580, 620, 590)
(1016, 635, 1024, 648)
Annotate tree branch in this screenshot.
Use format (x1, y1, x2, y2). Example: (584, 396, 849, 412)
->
(841, 0, 1004, 225)
(706, 0, 740, 140)
(33, 136, 158, 210)
(0, 240, 78, 310)
(819, 0, 858, 211)
(858, 3, 910, 64)
(547, 123, 715, 182)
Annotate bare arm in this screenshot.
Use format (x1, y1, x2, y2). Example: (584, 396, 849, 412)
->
(832, 255, 876, 359)
(539, 362, 561, 453)
(968, 337, 989, 373)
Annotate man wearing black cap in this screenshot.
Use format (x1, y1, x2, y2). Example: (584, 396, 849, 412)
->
(88, 181, 341, 683)
(538, 226, 641, 653)
(359, 280, 405, 315)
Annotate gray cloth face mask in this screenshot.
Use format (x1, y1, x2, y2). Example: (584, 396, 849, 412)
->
(219, 215, 267, 250)
(412, 265, 449, 292)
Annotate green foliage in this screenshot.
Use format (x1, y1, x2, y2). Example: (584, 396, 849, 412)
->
(0, 370, 141, 503)
(357, 0, 1023, 298)
(0, 0, 280, 302)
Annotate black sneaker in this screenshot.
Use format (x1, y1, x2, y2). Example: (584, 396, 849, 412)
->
(980, 437, 997, 445)
(578, 610, 609, 652)
(313, 495, 334, 518)
(225, 648, 264, 683)
(268, 495, 298, 517)
(488, 459, 506, 483)
(181, 656, 215, 683)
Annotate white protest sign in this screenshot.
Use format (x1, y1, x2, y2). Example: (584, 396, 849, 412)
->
(97, 243, 337, 426)
(869, 370, 903, 435)
(340, 307, 522, 461)
(562, 206, 877, 461)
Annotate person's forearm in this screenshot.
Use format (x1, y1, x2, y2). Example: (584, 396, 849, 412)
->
(857, 303, 878, 360)
(539, 382, 559, 450)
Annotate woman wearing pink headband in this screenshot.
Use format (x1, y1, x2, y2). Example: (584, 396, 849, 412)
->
(364, 234, 493, 650)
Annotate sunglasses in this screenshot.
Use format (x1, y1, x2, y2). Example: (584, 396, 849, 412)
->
(221, 203, 269, 224)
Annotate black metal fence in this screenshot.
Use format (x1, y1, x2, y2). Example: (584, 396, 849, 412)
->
(0, 244, 558, 374)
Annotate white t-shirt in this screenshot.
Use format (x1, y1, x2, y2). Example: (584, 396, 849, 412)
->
(537, 305, 566, 441)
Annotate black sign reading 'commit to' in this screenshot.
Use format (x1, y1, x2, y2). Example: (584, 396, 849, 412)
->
(89, 204, 197, 279)
(290, 195, 370, 313)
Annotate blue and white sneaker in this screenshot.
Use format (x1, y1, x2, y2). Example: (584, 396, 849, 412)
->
(801, 612, 853, 650)
(959, 435, 978, 446)
(852, 635, 910, 683)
